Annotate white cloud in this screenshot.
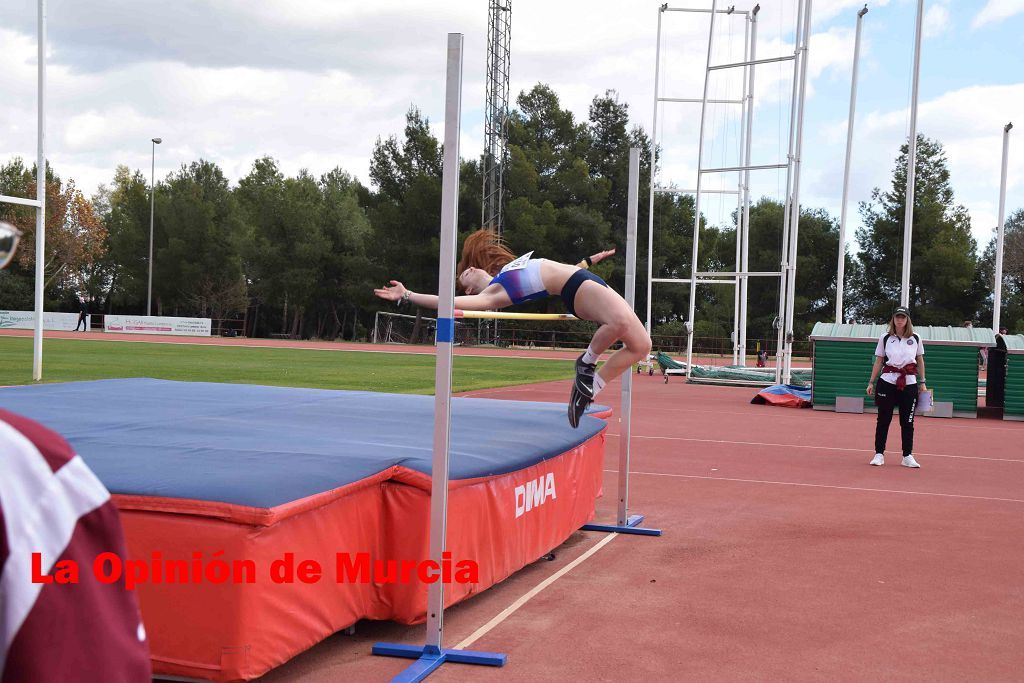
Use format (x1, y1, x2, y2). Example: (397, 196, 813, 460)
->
(923, 3, 951, 39)
(972, 0, 1024, 29)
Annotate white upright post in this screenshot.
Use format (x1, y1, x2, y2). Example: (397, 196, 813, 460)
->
(775, 0, 806, 385)
(782, 0, 813, 385)
(993, 122, 1013, 333)
(836, 5, 867, 323)
(581, 151, 660, 538)
(646, 5, 666, 335)
(901, 0, 924, 308)
(423, 32, 463, 653)
(739, 6, 759, 367)
(617, 149, 641, 525)
(373, 34, 506, 680)
(732, 15, 751, 366)
(685, 0, 720, 377)
(32, 0, 47, 382)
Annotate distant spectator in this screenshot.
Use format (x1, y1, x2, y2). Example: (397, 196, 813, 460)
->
(74, 297, 89, 331)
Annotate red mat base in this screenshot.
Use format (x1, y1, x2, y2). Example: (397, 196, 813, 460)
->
(119, 431, 605, 682)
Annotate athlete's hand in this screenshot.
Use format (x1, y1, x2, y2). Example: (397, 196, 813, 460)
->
(866, 383, 874, 396)
(589, 248, 616, 266)
(374, 280, 406, 302)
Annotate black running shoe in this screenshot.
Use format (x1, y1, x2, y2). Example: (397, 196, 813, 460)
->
(568, 384, 592, 428)
(574, 354, 596, 399)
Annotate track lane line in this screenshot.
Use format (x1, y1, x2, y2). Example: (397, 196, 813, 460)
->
(454, 533, 618, 650)
(610, 469, 1024, 504)
(604, 433, 1024, 463)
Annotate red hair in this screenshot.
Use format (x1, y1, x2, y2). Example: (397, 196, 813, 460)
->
(456, 229, 515, 292)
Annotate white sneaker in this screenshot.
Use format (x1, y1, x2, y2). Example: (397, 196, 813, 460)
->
(902, 454, 921, 468)
(869, 453, 884, 466)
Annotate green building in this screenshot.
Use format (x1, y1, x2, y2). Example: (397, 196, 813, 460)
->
(1001, 334, 1024, 421)
(808, 323, 995, 418)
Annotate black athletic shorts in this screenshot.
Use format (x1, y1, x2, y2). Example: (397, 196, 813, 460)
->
(561, 269, 608, 318)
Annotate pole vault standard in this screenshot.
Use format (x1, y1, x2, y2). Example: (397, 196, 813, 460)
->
(0, 0, 46, 381)
(683, 2, 804, 382)
(646, 5, 751, 340)
(372, 34, 507, 682)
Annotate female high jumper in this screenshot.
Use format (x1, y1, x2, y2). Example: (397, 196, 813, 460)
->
(374, 228, 652, 427)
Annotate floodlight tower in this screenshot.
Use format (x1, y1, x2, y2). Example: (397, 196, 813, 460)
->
(482, 0, 511, 235)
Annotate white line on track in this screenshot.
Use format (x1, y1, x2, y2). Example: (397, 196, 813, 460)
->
(615, 469, 1024, 504)
(454, 533, 618, 650)
(629, 403, 1024, 432)
(604, 433, 1024, 463)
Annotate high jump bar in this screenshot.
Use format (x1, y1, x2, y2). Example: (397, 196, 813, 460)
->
(455, 310, 577, 320)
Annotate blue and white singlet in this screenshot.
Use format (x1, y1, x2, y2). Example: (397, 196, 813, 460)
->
(489, 252, 548, 304)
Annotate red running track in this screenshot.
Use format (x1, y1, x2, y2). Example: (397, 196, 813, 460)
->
(256, 374, 1024, 681)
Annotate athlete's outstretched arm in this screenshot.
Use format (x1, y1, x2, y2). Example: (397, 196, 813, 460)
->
(577, 248, 616, 269)
(374, 280, 509, 311)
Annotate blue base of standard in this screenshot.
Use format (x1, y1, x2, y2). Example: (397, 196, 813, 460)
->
(581, 513, 662, 536)
(372, 643, 507, 682)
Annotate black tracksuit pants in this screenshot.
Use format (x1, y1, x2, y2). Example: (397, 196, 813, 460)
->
(874, 378, 918, 456)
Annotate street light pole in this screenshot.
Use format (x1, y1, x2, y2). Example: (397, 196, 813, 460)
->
(147, 137, 161, 316)
(993, 122, 1013, 334)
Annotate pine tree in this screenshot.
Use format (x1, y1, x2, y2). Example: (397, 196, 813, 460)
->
(852, 135, 982, 323)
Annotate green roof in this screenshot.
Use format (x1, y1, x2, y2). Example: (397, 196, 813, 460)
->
(809, 322, 996, 346)
(809, 323, 887, 340)
(1001, 334, 1024, 353)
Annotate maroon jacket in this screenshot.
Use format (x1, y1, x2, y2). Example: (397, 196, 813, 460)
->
(0, 409, 150, 682)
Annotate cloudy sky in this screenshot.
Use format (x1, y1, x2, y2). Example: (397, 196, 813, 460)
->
(1, 0, 1021, 253)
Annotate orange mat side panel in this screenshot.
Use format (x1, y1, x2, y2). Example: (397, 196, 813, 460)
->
(121, 430, 605, 682)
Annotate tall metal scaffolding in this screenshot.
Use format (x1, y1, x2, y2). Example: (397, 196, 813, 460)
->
(482, 0, 512, 234)
(647, 1, 812, 384)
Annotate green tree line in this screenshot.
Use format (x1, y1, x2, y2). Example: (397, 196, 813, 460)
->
(1, 84, 1020, 343)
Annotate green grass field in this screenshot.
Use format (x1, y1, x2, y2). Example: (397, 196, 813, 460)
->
(0, 337, 575, 394)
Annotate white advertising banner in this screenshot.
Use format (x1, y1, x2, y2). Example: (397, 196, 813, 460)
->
(0, 310, 90, 331)
(104, 315, 211, 337)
